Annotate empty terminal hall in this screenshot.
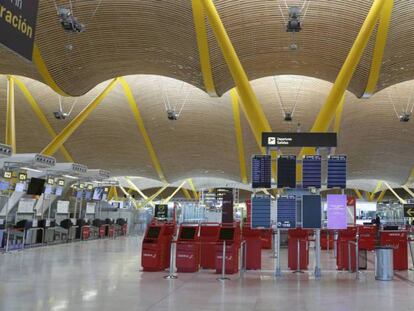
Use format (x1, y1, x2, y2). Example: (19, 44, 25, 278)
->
(0, 0, 414, 311)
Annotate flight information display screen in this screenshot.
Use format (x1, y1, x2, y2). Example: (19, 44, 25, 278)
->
(277, 155, 296, 188)
(252, 155, 271, 188)
(302, 155, 322, 188)
(327, 155, 347, 189)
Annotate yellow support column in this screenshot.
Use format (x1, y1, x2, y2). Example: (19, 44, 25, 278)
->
(231, 89, 248, 184)
(362, 0, 394, 98)
(297, 0, 386, 181)
(119, 78, 167, 183)
(42, 78, 119, 156)
(192, 0, 217, 96)
(6, 76, 16, 152)
(13, 77, 74, 162)
(199, 0, 272, 147)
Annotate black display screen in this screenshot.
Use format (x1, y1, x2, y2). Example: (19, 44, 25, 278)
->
(277, 155, 296, 188)
(252, 155, 271, 188)
(27, 178, 46, 195)
(219, 228, 234, 241)
(180, 227, 197, 240)
(146, 226, 161, 239)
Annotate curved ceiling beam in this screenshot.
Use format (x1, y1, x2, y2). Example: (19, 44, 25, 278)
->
(32, 44, 69, 96)
(362, 0, 394, 98)
(192, 0, 217, 97)
(296, 0, 387, 181)
(119, 77, 167, 183)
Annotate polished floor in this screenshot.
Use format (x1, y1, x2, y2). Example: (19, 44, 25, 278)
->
(0, 236, 413, 311)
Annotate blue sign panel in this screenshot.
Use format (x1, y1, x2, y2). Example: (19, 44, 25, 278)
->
(277, 195, 296, 229)
(277, 155, 296, 188)
(252, 155, 272, 188)
(251, 195, 271, 229)
(302, 195, 322, 229)
(327, 155, 347, 189)
(302, 155, 322, 189)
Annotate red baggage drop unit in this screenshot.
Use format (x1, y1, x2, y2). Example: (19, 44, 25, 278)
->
(288, 228, 309, 270)
(358, 225, 377, 251)
(176, 224, 201, 273)
(242, 226, 261, 270)
(199, 223, 221, 269)
(380, 230, 408, 270)
(336, 227, 357, 270)
(215, 225, 240, 274)
(141, 223, 174, 271)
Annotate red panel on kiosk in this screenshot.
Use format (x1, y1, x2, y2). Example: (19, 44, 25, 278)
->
(242, 226, 261, 270)
(336, 227, 357, 270)
(380, 231, 408, 270)
(288, 228, 309, 270)
(199, 223, 220, 269)
(358, 225, 377, 251)
(176, 225, 201, 273)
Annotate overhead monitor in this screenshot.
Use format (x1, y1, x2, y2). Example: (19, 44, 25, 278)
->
(277, 155, 296, 188)
(27, 178, 46, 195)
(251, 155, 272, 188)
(327, 155, 347, 189)
(302, 155, 322, 188)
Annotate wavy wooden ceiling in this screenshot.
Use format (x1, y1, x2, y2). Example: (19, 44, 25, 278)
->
(0, 0, 412, 97)
(1, 74, 414, 192)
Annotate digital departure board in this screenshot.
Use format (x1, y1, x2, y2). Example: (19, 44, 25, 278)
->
(277, 195, 296, 229)
(252, 155, 272, 188)
(277, 155, 296, 188)
(327, 155, 347, 189)
(251, 195, 271, 229)
(302, 155, 322, 188)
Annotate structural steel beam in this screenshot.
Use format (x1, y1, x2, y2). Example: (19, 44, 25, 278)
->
(362, 0, 394, 98)
(182, 188, 193, 200)
(230, 89, 248, 184)
(42, 78, 119, 156)
(119, 77, 167, 183)
(6, 76, 16, 152)
(187, 179, 199, 200)
(384, 182, 406, 204)
(13, 77, 74, 162)
(402, 185, 414, 198)
(192, 0, 217, 96)
(199, 0, 272, 148)
(296, 0, 386, 180)
(354, 189, 363, 200)
(164, 181, 187, 203)
(32, 44, 69, 96)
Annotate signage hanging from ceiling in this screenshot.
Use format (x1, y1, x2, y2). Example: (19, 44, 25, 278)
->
(262, 132, 337, 148)
(0, 0, 40, 61)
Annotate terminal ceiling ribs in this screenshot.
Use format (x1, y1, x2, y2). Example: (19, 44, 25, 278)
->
(0, 0, 412, 96)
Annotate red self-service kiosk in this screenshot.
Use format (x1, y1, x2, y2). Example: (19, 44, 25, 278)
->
(336, 227, 357, 270)
(215, 225, 240, 274)
(176, 224, 201, 273)
(200, 223, 221, 269)
(288, 228, 309, 270)
(358, 225, 377, 251)
(380, 230, 408, 270)
(141, 223, 175, 271)
(242, 226, 261, 270)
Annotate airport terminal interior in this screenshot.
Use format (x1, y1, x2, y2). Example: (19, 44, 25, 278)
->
(1, 0, 414, 310)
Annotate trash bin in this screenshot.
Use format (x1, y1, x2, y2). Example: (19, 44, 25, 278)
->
(375, 246, 393, 281)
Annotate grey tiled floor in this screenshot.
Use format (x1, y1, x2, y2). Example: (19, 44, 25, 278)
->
(0, 236, 413, 311)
